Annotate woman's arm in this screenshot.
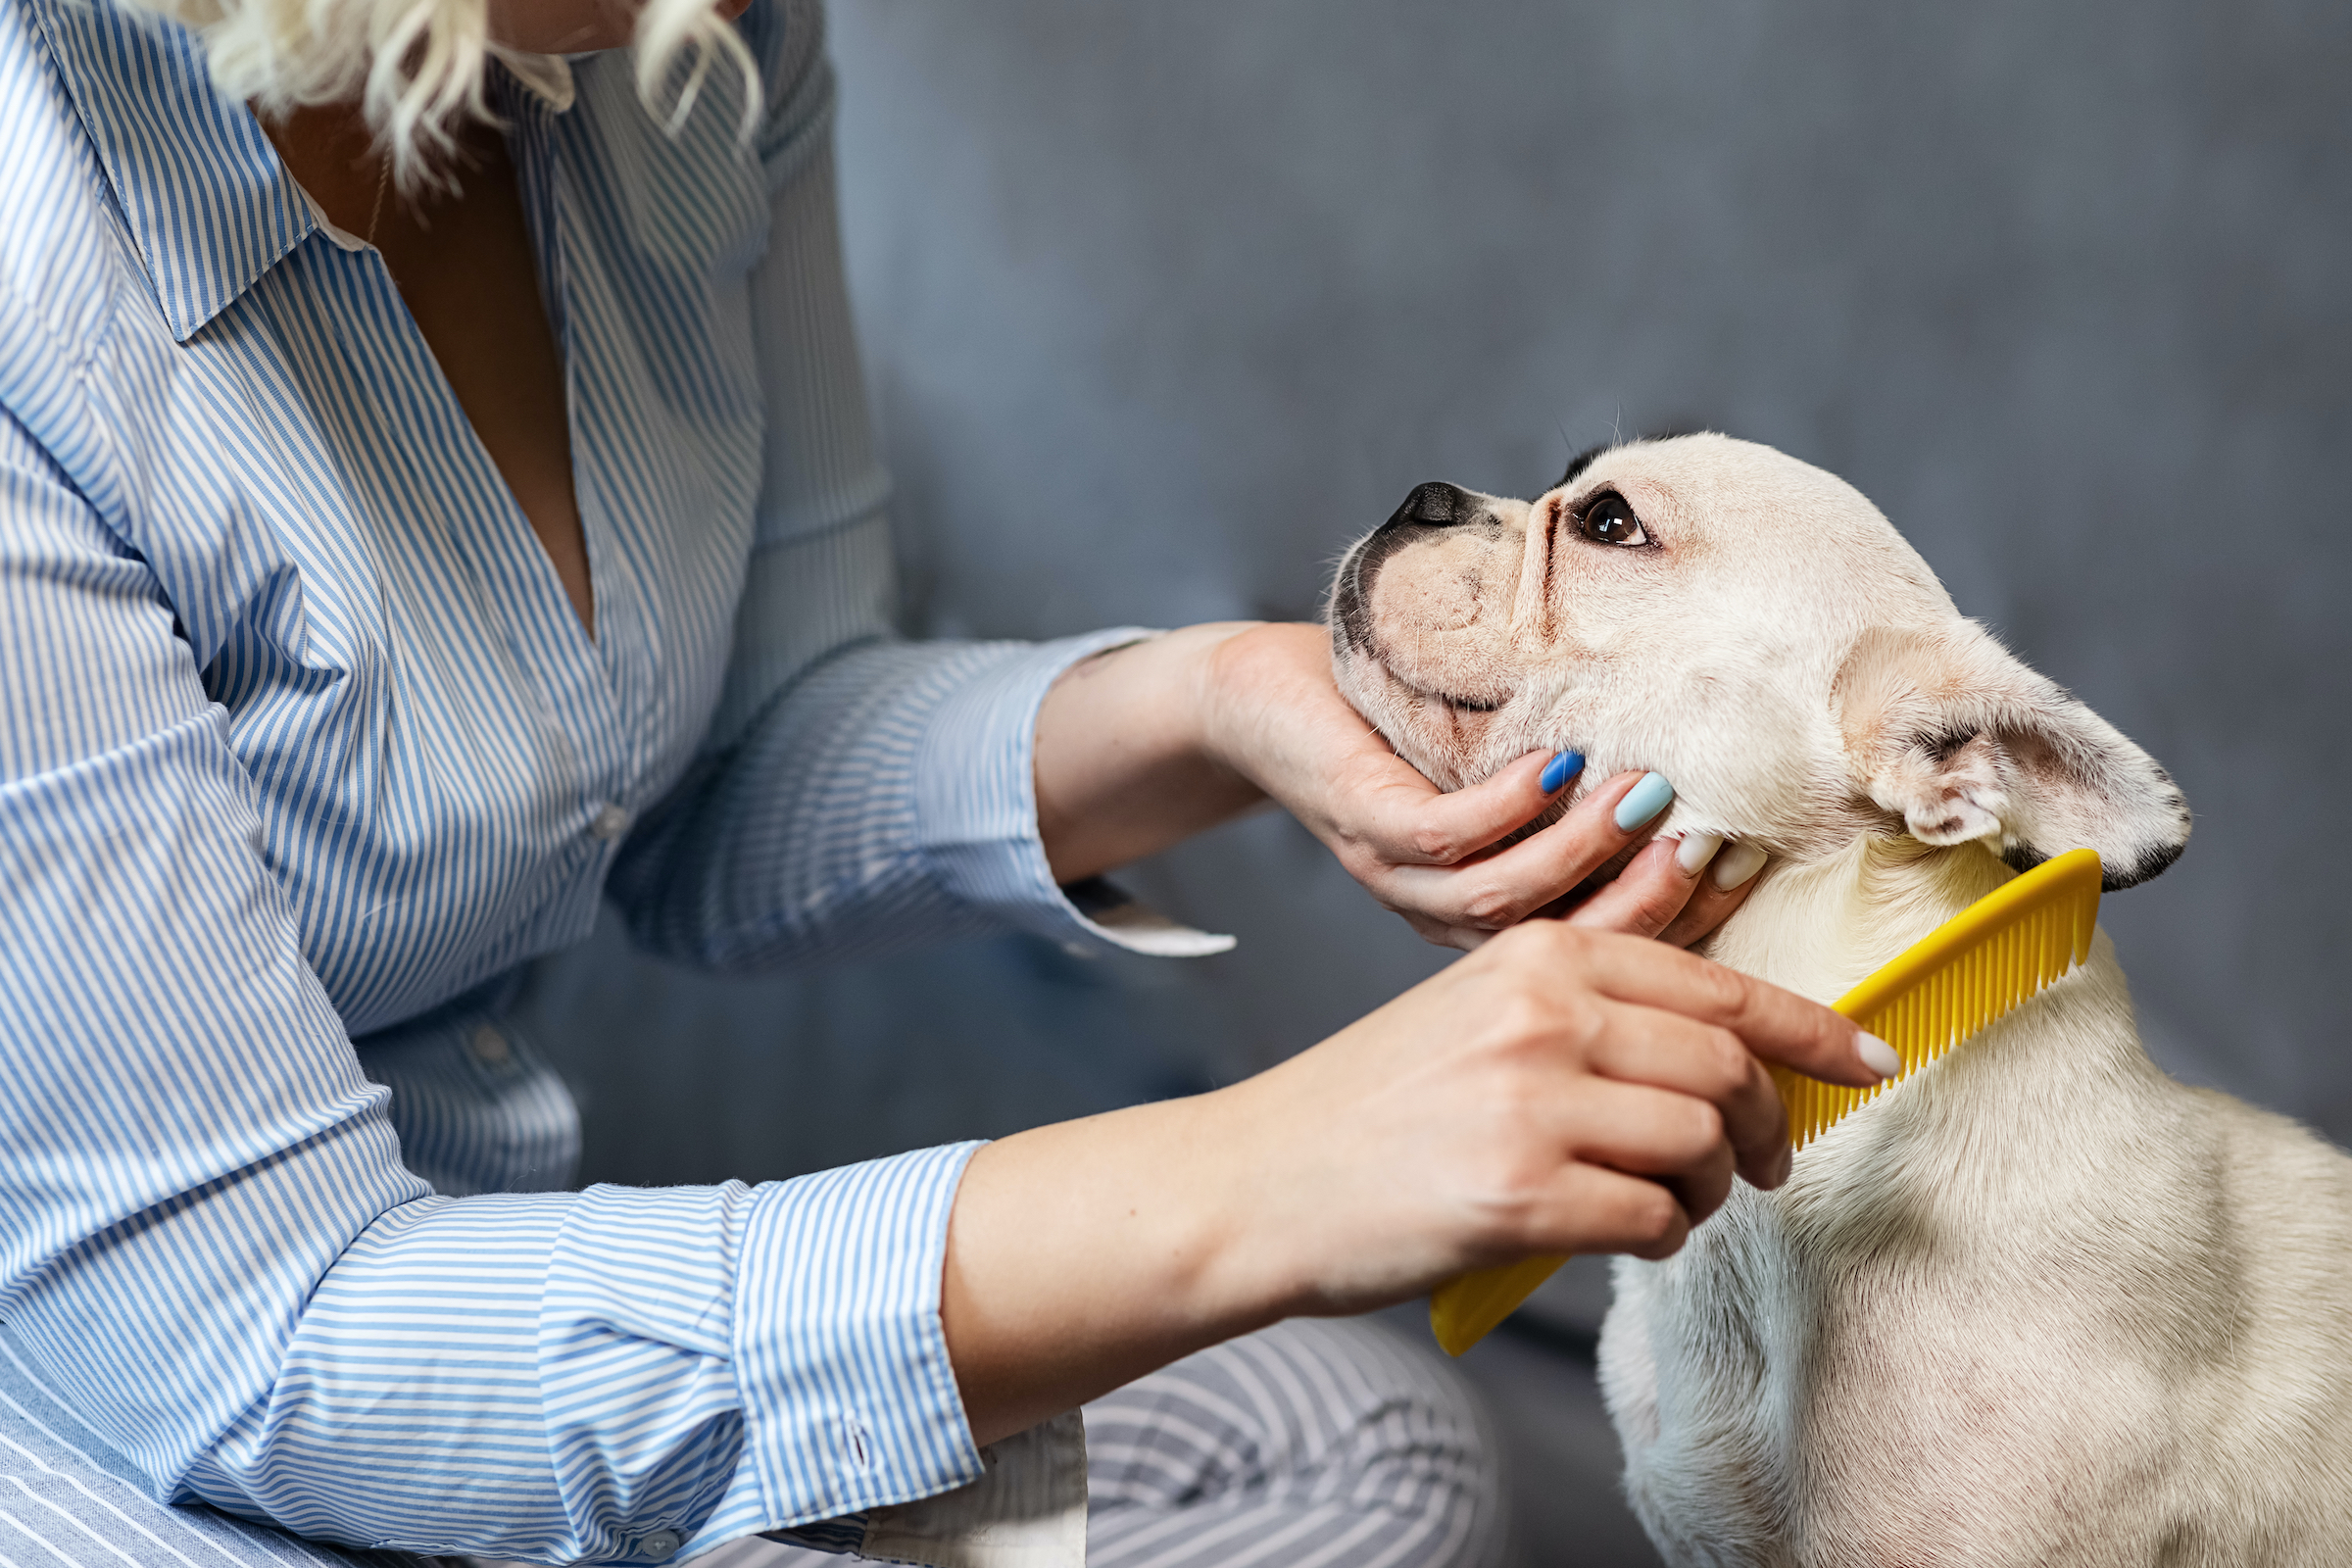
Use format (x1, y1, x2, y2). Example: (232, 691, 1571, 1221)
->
(941, 923, 1888, 1445)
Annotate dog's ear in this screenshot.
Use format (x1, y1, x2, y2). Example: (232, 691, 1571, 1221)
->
(1835, 623, 2190, 890)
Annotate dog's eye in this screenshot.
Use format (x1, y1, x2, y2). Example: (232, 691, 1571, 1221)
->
(1578, 494, 1648, 547)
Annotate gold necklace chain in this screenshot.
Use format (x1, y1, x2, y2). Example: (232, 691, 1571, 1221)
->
(365, 152, 391, 245)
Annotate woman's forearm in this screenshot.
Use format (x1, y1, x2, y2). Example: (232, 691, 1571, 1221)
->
(939, 1092, 1285, 1446)
(1032, 622, 1270, 884)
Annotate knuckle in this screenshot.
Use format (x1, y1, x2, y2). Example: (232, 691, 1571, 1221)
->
(1481, 920, 1556, 966)
(1482, 919, 1542, 955)
(1680, 1097, 1725, 1153)
(1480, 990, 1559, 1054)
(1407, 823, 1462, 863)
(1701, 1027, 1752, 1096)
(1655, 912, 1710, 952)
(1690, 958, 1751, 1020)
(1625, 1184, 1685, 1250)
(1628, 881, 1690, 934)
(1508, 919, 1592, 967)
(1559, 998, 1611, 1055)
(1458, 1125, 1557, 1242)
(1455, 883, 1524, 931)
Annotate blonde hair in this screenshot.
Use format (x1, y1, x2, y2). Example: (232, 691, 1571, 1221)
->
(123, 0, 757, 187)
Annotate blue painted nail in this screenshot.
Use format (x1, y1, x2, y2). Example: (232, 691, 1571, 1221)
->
(1614, 771, 1676, 831)
(1539, 751, 1586, 794)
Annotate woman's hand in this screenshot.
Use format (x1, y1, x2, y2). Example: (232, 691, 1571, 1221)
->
(1200, 622, 1764, 950)
(1033, 618, 1765, 951)
(941, 923, 1893, 1444)
(1219, 925, 1876, 1310)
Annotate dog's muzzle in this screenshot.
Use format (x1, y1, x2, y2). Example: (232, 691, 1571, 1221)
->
(1332, 481, 1491, 653)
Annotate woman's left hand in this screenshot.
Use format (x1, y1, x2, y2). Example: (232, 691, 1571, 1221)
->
(1034, 620, 1765, 951)
(1198, 622, 1762, 950)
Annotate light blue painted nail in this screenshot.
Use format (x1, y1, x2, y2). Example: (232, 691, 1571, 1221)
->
(1539, 750, 1586, 794)
(1614, 771, 1676, 831)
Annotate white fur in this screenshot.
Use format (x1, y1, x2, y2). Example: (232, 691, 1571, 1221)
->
(1331, 434, 2352, 1564)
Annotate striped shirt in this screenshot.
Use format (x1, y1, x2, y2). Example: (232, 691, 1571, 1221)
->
(0, 0, 1220, 1560)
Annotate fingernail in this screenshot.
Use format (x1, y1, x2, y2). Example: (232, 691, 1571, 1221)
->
(1539, 751, 1586, 794)
(1710, 841, 1768, 891)
(1613, 771, 1675, 831)
(1674, 832, 1723, 876)
(1857, 1032, 1902, 1080)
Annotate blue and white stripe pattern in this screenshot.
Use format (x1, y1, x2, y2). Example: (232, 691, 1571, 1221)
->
(1080, 1319, 1504, 1568)
(0, 0, 1193, 1558)
(577, 1319, 1508, 1568)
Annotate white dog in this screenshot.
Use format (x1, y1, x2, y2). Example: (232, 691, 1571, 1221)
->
(1330, 433, 2352, 1566)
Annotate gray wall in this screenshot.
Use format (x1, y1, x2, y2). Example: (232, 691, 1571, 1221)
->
(516, 5, 2346, 1559)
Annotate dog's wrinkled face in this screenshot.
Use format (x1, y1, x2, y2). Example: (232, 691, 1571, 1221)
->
(1331, 433, 2190, 887)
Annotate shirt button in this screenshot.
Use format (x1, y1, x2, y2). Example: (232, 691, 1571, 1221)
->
(638, 1530, 683, 1560)
(588, 804, 632, 841)
(466, 1025, 512, 1067)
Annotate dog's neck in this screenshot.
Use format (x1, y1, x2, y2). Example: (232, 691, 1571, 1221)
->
(1702, 831, 2163, 1204)
(1700, 833, 2029, 1008)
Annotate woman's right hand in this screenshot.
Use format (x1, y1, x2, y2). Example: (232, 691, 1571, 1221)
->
(1209, 922, 1891, 1314)
(940, 924, 1893, 1444)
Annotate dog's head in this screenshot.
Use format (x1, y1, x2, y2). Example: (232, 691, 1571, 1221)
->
(1330, 433, 2188, 889)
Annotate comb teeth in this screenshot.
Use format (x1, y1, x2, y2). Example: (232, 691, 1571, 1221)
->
(1772, 848, 2103, 1152)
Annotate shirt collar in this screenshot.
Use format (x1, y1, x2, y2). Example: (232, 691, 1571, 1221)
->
(491, 45, 578, 113)
(30, 0, 577, 342)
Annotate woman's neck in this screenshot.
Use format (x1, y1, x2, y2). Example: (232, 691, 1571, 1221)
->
(253, 101, 596, 639)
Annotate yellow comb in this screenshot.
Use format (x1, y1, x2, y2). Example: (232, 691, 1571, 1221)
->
(1428, 846, 2104, 1357)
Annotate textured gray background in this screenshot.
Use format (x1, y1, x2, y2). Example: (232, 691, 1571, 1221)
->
(519, 3, 2349, 1560)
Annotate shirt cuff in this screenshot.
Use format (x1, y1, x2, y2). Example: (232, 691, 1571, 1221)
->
(727, 1144, 990, 1536)
(912, 631, 1236, 961)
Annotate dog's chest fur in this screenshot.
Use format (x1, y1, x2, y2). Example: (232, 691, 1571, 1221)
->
(1596, 840, 2352, 1567)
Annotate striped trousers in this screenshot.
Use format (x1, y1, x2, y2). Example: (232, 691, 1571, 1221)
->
(1, 1318, 1504, 1568)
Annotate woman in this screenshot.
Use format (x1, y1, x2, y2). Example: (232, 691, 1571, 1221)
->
(0, 0, 1892, 1562)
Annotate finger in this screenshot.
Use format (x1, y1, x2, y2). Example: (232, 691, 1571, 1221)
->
(1654, 838, 1768, 949)
(1578, 1002, 1790, 1191)
(1522, 1162, 1695, 1261)
(1554, 928, 1895, 1088)
(1208, 626, 1554, 869)
(1378, 768, 1664, 933)
(1344, 747, 1582, 868)
(1561, 834, 1705, 939)
(1560, 1078, 1742, 1226)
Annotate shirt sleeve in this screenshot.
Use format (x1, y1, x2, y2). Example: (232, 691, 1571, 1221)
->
(602, 0, 1231, 971)
(0, 387, 1005, 1560)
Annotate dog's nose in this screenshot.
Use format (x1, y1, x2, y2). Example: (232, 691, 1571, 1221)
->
(1382, 481, 1478, 531)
